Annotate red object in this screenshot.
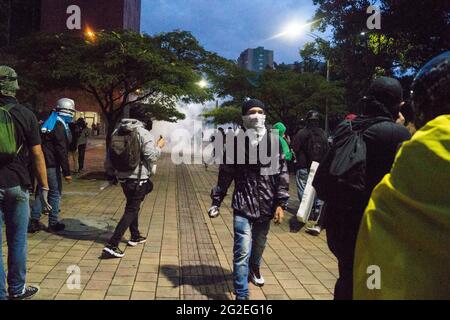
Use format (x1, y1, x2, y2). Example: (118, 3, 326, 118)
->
(345, 113, 358, 121)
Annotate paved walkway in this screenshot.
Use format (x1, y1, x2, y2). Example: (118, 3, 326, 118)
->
(1, 144, 337, 300)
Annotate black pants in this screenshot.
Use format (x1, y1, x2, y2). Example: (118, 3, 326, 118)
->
(326, 204, 364, 300)
(108, 180, 153, 247)
(78, 144, 87, 171)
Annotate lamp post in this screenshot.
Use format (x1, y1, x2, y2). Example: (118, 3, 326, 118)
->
(275, 23, 332, 133)
(304, 31, 331, 134)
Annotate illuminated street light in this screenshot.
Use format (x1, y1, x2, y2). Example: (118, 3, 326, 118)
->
(197, 79, 209, 89)
(84, 26, 96, 41)
(272, 19, 332, 133)
(269, 19, 320, 41)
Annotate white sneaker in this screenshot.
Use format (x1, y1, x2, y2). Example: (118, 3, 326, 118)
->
(249, 268, 265, 287)
(127, 236, 147, 247)
(208, 206, 220, 218)
(305, 226, 322, 236)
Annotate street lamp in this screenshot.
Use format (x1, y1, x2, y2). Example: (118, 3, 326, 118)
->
(303, 31, 331, 133)
(197, 78, 209, 89)
(84, 26, 96, 41)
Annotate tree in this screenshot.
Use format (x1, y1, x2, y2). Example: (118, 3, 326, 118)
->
(7, 30, 231, 142)
(202, 103, 242, 126)
(204, 67, 345, 135)
(311, 0, 450, 106)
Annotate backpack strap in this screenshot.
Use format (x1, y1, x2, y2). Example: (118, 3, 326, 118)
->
(2, 103, 15, 112)
(1, 103, 23, 156)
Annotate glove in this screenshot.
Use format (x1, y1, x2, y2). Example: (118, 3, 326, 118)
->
(40, 188, 53, 213)
(208, 205, 220, 218)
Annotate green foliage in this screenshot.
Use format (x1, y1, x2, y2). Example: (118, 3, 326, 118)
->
(311, 0, 450, 106)
(205, 67, 345, 134)
(202, 104, 242, 126)
(3, 30, 232, 138)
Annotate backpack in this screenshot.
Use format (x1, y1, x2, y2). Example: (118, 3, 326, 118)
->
(109, 127, 141, 172)
(0, 104, 22, 167)
(313, 119, 384, 204)
(307, 128, 328, 163)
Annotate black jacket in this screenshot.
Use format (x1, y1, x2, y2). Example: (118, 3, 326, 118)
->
(42, 121, 71, 177)
(211, 129, 290, 221)
(291, 125, 328, 169)
(361, 116, 411, 202)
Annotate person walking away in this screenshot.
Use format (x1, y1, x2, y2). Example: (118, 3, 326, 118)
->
(353, 52, 450, 300)
(208, 99, 289, 300)
(102, 105, 165, 258)
(0, 66, 52, 300)
(314, 77, 411, 300)
(29, 98, 75, 233)
(76, 118, 90, 173)
(68, 121, 80, 173)
(291, 110, 328, 235)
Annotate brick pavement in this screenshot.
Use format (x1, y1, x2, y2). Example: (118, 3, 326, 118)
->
(1, 144, 337, 300)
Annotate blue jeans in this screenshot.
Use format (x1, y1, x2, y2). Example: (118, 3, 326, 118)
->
(0, 186, 30, 300)
(295, 168, 323, 220)
(31, 167, 62, 225)
(233, 214, 271, 299)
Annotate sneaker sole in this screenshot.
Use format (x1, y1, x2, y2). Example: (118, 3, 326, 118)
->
(249, 276, 265, 287)
(127, 239, 147, 247)
(103, 247, 125, 258)
(305, 230, 321, 236)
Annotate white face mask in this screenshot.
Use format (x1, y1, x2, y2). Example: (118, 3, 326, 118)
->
(242, 114, 266, 130)
(242, 114, 267, 146)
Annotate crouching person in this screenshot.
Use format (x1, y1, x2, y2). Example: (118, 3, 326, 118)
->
(207, 99, 289, 300)
(102, 105, 165, 258)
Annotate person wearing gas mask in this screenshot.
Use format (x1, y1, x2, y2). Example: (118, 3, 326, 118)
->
(208, 99, 290, 300)
(0, 66, 51, 300)
(29, 98, 75, 233)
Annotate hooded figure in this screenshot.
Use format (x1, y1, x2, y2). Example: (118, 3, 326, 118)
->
(353, 52, 450, 300)
(208, 98, 289, 300)
(102, 104, 164, 259)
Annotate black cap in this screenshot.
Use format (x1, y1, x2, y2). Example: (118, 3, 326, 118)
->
(306, 110, 320, 121)
(367, 76, 403, 108)
(242, 99, 265, 115)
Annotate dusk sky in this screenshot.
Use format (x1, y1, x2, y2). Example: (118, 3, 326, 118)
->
(141, 0, 323, 64)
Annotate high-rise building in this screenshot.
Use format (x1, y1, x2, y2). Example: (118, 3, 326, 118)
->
(40, 0, 141, 33)
(238, 47, 274, 73)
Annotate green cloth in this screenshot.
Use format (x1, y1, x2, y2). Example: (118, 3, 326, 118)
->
(354, 115, 450, 299)
(273, 122, 293, 161)
(0, 66, 19, 98)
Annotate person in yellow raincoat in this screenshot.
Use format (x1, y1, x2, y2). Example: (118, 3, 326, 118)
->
(354, 51, 450, 300)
